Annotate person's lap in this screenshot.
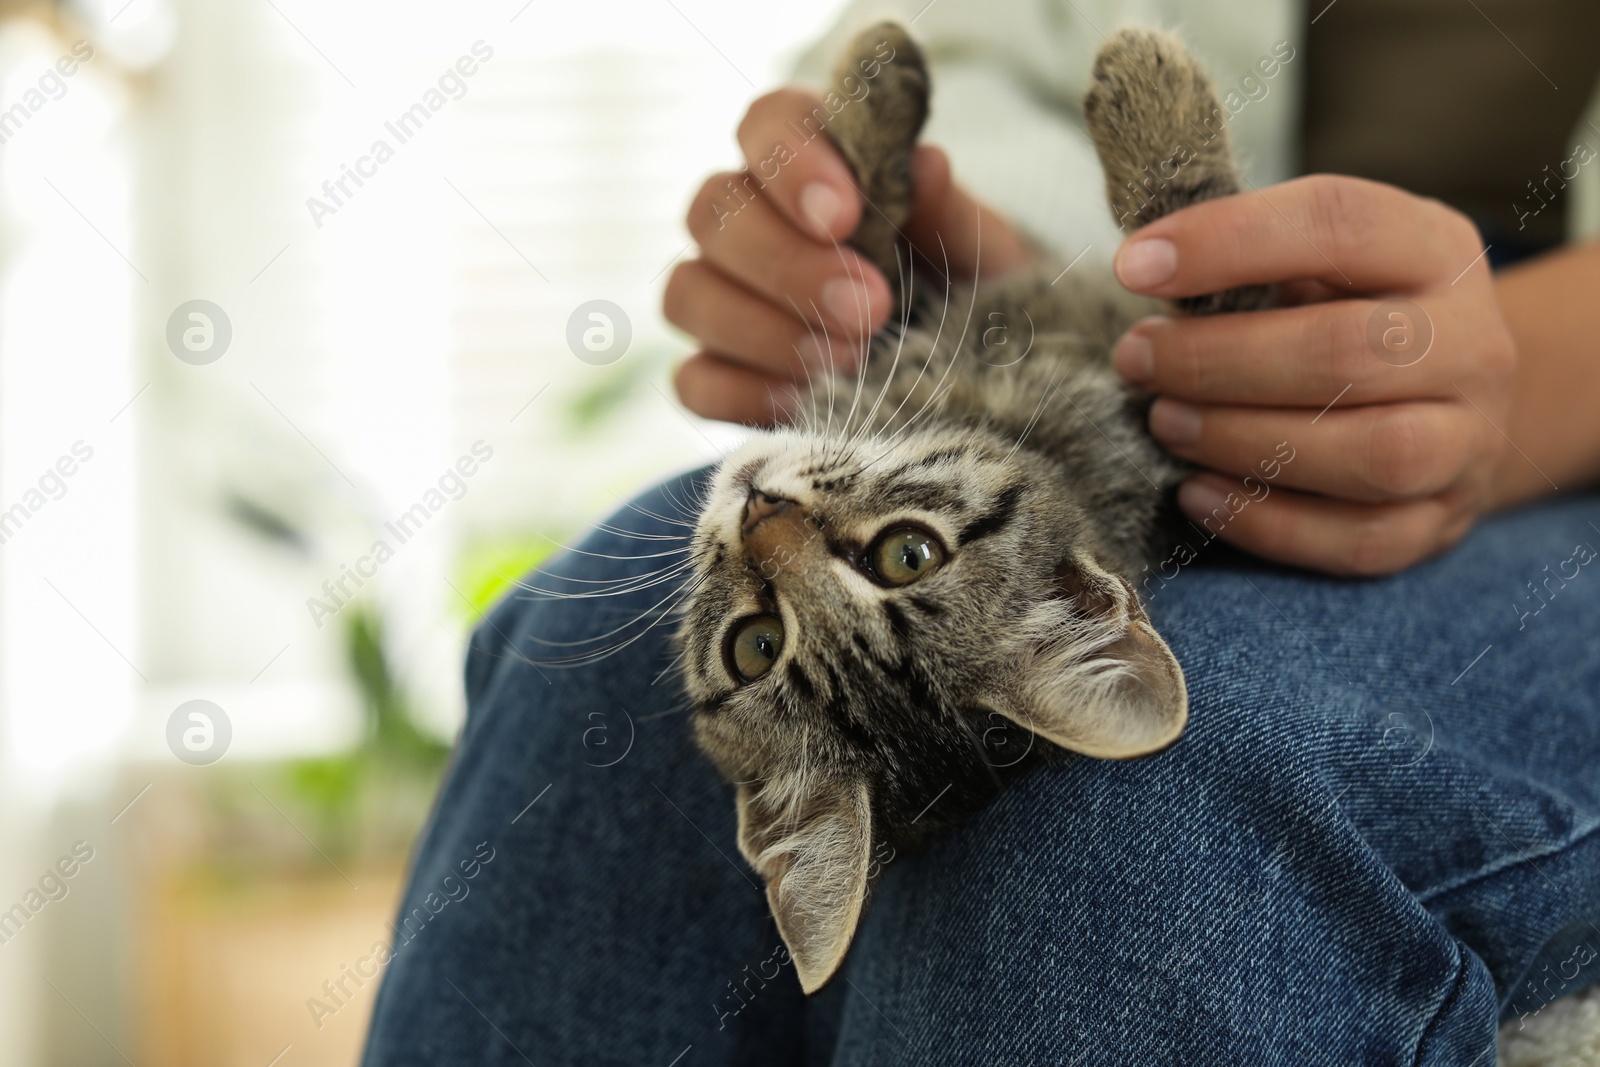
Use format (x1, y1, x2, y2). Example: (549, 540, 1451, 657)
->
(360, 468, 1600, 1067)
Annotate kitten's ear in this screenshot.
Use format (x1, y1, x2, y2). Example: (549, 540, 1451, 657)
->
(735, 778, 873, 994)
(1000, 555, 1187, 759)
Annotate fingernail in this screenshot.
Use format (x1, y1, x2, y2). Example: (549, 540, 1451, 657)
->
(1115, 237, 1178, 289)
(1148, 398, 1202, 446)
(821, 276, 873, 331)
(1112, 332, 1155, 382)
(1178, 479, 1229, 521)
(795, 333, 864, 372)
(800, 182, 843, 238)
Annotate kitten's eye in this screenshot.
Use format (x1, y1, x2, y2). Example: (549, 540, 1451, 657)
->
(868, 527, 946, 586)
(728, 614, 784, 682)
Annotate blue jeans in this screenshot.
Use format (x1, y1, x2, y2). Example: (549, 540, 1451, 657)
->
(360, 470, 1600, 1066)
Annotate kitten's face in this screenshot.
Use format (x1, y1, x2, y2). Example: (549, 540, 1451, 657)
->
(682, 424, 1050, 834)
(678, 425, 1187, 992)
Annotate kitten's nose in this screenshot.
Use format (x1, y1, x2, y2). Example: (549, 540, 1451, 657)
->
(742, 489, 793, 535)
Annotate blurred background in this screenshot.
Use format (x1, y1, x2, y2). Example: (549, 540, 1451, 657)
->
(0, 0, 851, 1062)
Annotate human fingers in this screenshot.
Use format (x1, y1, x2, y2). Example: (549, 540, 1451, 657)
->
(673, 351, 801, 426)
(1111, 299, 1460, 406)
(663, 259, 863, 380)
(1148, 399, 1483, 503)
(687, 170, 890, 338)
(1112, 175, 1484, 298)
(1175, 475, 1475, 576)
(735, 87, 862, 243)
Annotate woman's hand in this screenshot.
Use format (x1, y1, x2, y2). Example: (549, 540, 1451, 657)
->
(666, 87, 1032, 425)
(1111, 175, 1518, 577)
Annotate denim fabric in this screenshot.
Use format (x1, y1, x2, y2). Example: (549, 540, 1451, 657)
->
(360, 469, 1600, 1066)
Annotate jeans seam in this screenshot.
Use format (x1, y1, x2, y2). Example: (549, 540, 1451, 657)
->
(1409, 940, 1474, 1067)
(1413, 816, 1600, 906)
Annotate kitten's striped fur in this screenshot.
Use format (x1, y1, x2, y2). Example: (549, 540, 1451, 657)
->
(678, 24, 1261, 992)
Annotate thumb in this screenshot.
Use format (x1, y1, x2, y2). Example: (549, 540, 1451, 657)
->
(903, 145, 1033, 281)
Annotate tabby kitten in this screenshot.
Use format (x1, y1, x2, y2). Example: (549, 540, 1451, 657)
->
(677, 23, 1264, 992)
